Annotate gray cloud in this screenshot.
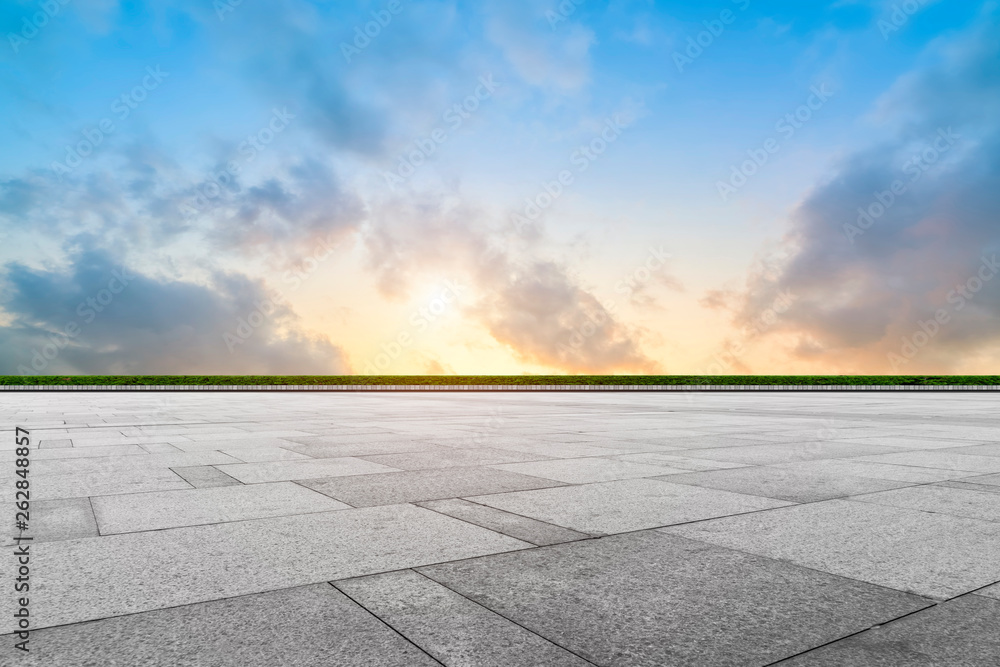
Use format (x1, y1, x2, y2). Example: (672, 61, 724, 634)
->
(363, 197, 657, 372)
(731, 12, 1000, 372)
(0, 243, 347, 375)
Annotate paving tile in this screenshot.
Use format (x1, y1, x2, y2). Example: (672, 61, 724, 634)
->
(92, 482, 350, 534)
(673, 442, 900, 465)
(32, 468, 193, 500)
(139, 443, 183, 454)
(774, 595, 1000, 666)
(359, 447, 552, 470)
(32, 451, 241, 476)
(849, 485, 1000, 522)
(171, 437, 303, 452)
(956, 472, 1000, 487)
(282, 440, 452, 458)
(663, 466, 913, 503)
(182, 430, 316, 441)
(416, 498, 590, 545)
(418, 531, 929, 667)
(1, 498, 98, 545)
(298, 467, 566, 507)
(940, 443, 1000, 458)
(492, 457, 684, 484)
(484, 440, 639, 458)
(38, 439, 73, 449)
(171, 465, 242, 488)
(976, 583, 1000, 601)
(835, 435, 984, 450)
(665, 499, 1000, 599)
(0, 444, 149, 460)
(768, 459, 967, 483)
(217, 457, 399, 484)
(610, 452, 750, 471)
(0, 503, 529, 632)
(1, 584, 438, 667)
(468, 478, 792, 535)
(855, 451, 1000, 473)
(935, 480, 1000, 495)
(219, 446, 311, 462)
(335, 570, 590, 666)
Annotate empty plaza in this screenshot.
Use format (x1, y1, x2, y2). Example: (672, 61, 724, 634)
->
(3, 390, 1000, 665)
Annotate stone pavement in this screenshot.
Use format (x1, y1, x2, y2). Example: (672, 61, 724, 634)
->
(2, 391, 999, 665)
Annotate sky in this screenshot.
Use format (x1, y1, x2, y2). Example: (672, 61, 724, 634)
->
(0, 0, 997, 376)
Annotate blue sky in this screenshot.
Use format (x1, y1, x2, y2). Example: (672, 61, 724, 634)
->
(1, 0, 997, 375)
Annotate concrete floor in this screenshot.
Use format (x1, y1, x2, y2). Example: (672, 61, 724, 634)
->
(2, 391, 1000, 666)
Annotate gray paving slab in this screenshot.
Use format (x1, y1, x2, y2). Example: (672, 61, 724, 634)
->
(139, 442, 184, 454)
(91, 482, 351, 534)
(1, 498, 98, 545)
(282, 440, 453, 458)
(32, 451, 242, 476)
(940, 442, 1000, 458)
(418, 531, 930, 667)
(298, 467, 567, 507)
(673, 441, 901, 465)
(38, 438, 73, 449)
(849, 485, 1000, 522)
(0, 503, 529, 632)
(32, 468, 193, 500)
(481, 440, 643, 458)
(217, 457, 400, 483)
(662, 466, 914, 503)
(218, 446, 311, 462)
(416, 498, 591, 545)
(335, 570, 591, 666)
(976, 583, 1000, 600)
(665, 499, 1000, 599)
(171, 436, 304, 452)
(359, 446, 552, 470)
(1, 584, 438, 667)
(492, 457, 687, 484)
(774, 594, 1000, 666)
(0, 444, 148, 460)
(609, 452, 751, 471)
(767, 458, 969, 483)
(171, 465, 242, 488)
(834, 435, 985, 450)
(935, 480, 1000, 495)
(855, 451, 1000, 473)
(468, 478, 793, 535)
(955, 472, 1000, 486)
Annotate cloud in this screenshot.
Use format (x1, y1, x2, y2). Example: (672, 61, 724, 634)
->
(0, 243, 348, 375)
(363, 196, 656, 372)
(730, 11, 1000, 372)
(484, 0, 594, 92)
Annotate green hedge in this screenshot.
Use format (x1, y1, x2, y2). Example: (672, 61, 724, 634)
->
(1, 375, 999, 386)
